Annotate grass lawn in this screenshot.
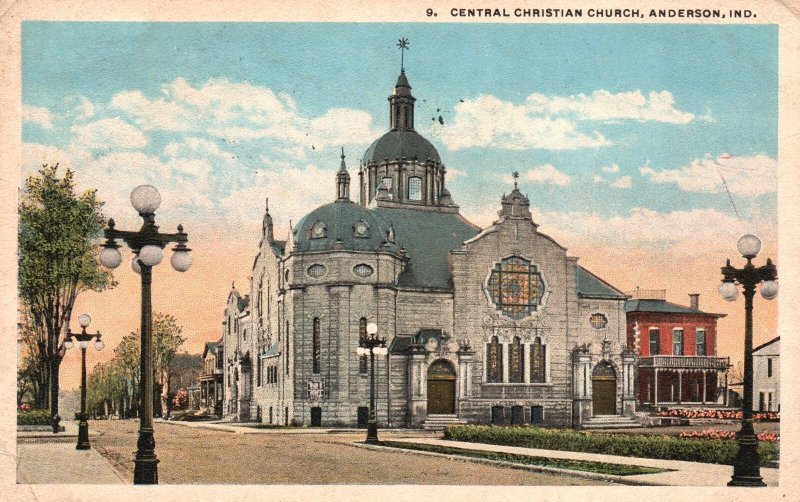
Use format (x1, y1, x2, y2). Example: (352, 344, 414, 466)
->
(379, 440, 669, 476)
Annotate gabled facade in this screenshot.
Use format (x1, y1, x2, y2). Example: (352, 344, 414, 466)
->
(626, 290, 730, 407)
(753, 337, 779, 412)
(199, 339, 224, 415)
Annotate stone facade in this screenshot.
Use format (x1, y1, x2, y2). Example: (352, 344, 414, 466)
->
(218, 66, 636, 428)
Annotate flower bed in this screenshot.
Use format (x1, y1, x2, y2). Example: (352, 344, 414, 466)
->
(656, 409, 779, 422)
(679, 429, 779, 442)
(17, 408, 52, 426)
(443, 425, 777, 466)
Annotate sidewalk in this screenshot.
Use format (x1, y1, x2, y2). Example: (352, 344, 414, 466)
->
(155, 418, 430, 436)
(380, 437, 779, 487)
(16, 421, 126, 484)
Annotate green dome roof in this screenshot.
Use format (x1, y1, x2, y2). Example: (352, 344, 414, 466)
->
(363, 130, 441, 164)
(294, 201, 398, 253)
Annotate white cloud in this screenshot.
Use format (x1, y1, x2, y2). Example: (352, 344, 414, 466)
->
(640, 154, 776, 197)
(22, 105, 54, 129)
(435, 94, 609, 151)
(526, 90, 696, 124)
(72, 96, 96, 120)
(601, 163, 620, 173)
(70, 117, 148, 150)
(522, 164, 571, 186)
(109, 89, 195, 131)
(433, 88, 699, 151)
(610, 175, 632, 189)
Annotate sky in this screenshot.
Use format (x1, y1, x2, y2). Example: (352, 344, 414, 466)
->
(20, 22, 778, 390)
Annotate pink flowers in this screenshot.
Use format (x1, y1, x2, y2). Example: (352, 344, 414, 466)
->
(657, 408, 779, 421)
(679, 429, 779, 442)
(18, 404, 32, 411)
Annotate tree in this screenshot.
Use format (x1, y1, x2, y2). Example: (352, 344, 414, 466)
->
(114, 333, 140, 418)
(152, 313, 186, 417)
(18, 164, 114, 427)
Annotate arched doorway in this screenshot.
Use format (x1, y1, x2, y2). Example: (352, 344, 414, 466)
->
(427, 359, 456, 415)
(592, 362, 617, 415)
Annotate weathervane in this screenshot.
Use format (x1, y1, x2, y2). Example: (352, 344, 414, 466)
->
(512, 171, 520, 189)
(397, 37, 409, 72)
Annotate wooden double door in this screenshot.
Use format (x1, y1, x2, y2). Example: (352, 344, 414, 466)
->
(592, 362, 617, 415)
(427, 359, 456, 415)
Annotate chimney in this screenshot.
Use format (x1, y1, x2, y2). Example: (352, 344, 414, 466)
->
(689, 294, 699, 310)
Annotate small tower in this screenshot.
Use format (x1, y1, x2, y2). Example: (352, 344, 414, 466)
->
(389, 70, 415, 131)
(262, 197, 274, 243)
(336, 147, 351, 201)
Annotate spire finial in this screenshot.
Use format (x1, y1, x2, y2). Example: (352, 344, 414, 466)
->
(512, 171, 520, 189)
(397, 37, 409, 72)
(265, 197, 269, 213)
(339, 147, 347, 172)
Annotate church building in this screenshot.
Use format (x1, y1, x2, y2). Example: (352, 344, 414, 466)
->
(220, 58, 638, 429)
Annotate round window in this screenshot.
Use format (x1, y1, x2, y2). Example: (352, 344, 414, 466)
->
(307, 264, 326, 278)
(589, 313, 608, 329)
(353, 264, 374, 277)
(354, 221, 369, 238)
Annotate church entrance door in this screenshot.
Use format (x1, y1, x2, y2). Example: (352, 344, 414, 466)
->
(592, 362, 617, 415)
(427, 359, 456, 415)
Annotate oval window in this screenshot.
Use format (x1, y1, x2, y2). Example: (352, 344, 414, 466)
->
(589, 313, 608, 329)
(353, 264, 374, 277)
(307, 264, 326, 278)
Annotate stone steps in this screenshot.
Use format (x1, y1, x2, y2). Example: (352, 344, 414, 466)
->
(422, 414, 468, 431)
(582, 415, 643, 429)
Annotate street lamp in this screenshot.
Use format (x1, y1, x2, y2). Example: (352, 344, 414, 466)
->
(64, 313, 103, 450)
(356, 322, 388, 444)
(719, 234, 777, 487)
(98, 185, 192, 485)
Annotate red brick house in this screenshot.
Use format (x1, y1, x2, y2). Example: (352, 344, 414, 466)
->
(626, 290, 730, 407)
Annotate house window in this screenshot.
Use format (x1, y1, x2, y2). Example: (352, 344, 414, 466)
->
(486, 336, 503, 383)
(649, 328, 660, 356)
(530, 405, 544, 424)
(511, 405, 524, 425)
(307, 264, 326, 278)
(486, 256, 546, 320)
(312, 318, 321, 374)
(509, 336, 524, 383)
(530, 338, 546, 383)
(408, 176, 422, 201)
(257, 357, 262, 387)
(359, 318, 368, 374)
(767, 358, 773, 378)
(759, 392, 765, 412)
(353, 264, 374, 277)
(695, 329, 706, 356)
(491, 405, 505, 425)
(381, 176, 393, 191)
(767, 392, 773, 411)
(672, 328, 684, 356)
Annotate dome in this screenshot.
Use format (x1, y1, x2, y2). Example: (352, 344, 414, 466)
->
(363, 130, 441, 164)
(293, 201, 398, 253)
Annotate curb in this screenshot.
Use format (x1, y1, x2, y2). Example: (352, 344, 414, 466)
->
(350, 441, 663, 486)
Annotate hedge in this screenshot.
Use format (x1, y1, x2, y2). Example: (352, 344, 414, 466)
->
(444, 425, 777, 466)
(17, 409, 52, 426)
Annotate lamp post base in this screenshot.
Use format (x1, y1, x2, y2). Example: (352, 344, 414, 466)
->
(366, 421, 379, 445)
(133, 428, 159, 485)
(76, 416, 90, 450)
(728, 432, 765, 487)
(51, 414, 61, 434)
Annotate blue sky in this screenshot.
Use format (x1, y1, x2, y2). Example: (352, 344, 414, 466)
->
(21, 22, 778, 362)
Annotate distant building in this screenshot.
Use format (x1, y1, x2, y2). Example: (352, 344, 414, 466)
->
(199, 338, 224, 415)
(753, 337, 779, 412)
(626, 290, 730, 407)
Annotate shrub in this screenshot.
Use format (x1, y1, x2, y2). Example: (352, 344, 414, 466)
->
(656, 409, 779, 422)
(679, 429, 779, 443)
(17, 409, 52, 426)
(443, 425, 777, 466)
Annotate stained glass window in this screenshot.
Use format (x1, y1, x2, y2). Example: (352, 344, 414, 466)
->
(530, 338, 546, 383)
(486, 256, 545, 319)
(486, 336, 503, 383)
(510, 336, 524, 383)
(312, 318, 321, 374)
(590, 313, 607, 329)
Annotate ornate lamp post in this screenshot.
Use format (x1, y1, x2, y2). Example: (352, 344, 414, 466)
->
(719, 234, 777, 487)
(97, 185, 192, 485)
(64, 313, 104, 450)
(356, 322, 388, 444)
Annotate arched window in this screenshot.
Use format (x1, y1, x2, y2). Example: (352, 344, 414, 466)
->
(486, 336, 503, 383)
(530, 338, 546, 383)
(510, 336, 524, 383)
(312, 318, 321, 374)
(408, 176, 422, 201)
(359, 318, 368, 374)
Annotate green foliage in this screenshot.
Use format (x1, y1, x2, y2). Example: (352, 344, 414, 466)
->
(443, 425, 778, 466)
(17, 164, 114, 411)
(17, 409, 52, 426)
